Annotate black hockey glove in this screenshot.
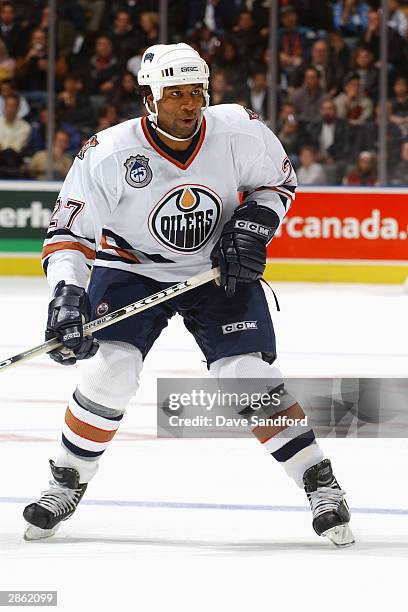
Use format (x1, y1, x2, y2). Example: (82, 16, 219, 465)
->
(211, 201, 279, 297)
(45, 281, 99, 366)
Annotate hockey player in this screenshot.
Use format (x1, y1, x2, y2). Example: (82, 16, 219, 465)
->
(23, 43, 354, 546)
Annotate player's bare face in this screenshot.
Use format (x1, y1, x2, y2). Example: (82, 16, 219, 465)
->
(155, 84, 204, 143)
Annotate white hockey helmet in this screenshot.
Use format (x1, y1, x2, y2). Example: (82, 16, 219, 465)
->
(137, 43, 210, 141)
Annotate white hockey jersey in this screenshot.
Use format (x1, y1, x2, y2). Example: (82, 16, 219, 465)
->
(43, 104, 297, 292)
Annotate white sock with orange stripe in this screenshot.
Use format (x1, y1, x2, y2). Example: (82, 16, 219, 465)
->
(58, 389, 124, 482)
(55, 341, 143, 483)
(210, 353, 325, 488)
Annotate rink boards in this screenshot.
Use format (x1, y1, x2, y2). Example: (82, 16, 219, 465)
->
(1, 182, 408, 283)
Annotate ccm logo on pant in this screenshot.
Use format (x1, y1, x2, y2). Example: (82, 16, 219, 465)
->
(222, 321, 258, 334)
(234, 220, 270, 238)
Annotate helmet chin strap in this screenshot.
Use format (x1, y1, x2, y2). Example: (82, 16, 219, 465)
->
(144, 99, 204, 142)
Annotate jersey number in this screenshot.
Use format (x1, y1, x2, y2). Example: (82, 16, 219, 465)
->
(48, 198, 85, 230)
(48, 197, 61, 230)
(63, 199, 85, 229)
(282, 157, 294, 183)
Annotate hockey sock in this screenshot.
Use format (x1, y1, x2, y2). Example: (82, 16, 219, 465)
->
(210, 353, 325, 487)
(58, 388, 124, 482)
(55, 341, 143, 483)
(252, 414, 324, 488)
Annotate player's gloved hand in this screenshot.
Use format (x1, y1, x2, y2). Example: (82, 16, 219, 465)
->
(45, 281, 99, 365)
(210, 201, 279, 297)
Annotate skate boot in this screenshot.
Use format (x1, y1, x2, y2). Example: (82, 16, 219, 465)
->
(303, 458, 355, 547)
(23, 460, 87, 541)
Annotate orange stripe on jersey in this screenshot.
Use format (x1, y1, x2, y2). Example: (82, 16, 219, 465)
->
(42, 241, 96, 260)
(100, 235, 140, 263)
(65, 408, 118, 443)
(141, 115, 206, 170)
(252, 403, 305, 443)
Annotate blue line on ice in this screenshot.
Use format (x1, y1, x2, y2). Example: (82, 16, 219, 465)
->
(1, 497, 407, 515)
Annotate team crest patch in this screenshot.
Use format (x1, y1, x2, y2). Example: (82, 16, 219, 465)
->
(144, 53, 154, 63)
(96, 301, 109, 317)
(124, 155, 153, 188)
(244, 108, 262, 121)
(149, 184, 222, 253)
(77, 135, 99, 160)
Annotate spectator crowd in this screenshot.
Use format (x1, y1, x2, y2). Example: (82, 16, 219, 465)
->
(0, 0, 407, 185)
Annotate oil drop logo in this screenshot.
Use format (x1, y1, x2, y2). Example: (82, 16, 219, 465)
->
(149, 185, 222, 253)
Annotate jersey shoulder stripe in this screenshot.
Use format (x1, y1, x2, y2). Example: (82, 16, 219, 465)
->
(42, 241, 96, 261)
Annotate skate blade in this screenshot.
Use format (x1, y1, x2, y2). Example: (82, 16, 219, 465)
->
(24, 523, 61, 541)
(322, 524, 355, 547)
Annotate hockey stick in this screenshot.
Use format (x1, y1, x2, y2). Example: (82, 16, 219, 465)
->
(0, 267, 220, 372)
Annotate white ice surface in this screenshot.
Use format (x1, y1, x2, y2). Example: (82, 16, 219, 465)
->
(0, 277, 407, 612)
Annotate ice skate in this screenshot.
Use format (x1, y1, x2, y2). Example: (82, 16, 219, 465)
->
(303, 459, 355, 547)
(23, 460, 87, 541)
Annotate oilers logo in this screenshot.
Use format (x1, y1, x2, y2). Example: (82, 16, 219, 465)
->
(124, 155, 153, 188)
(149, 185, 222, 253)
